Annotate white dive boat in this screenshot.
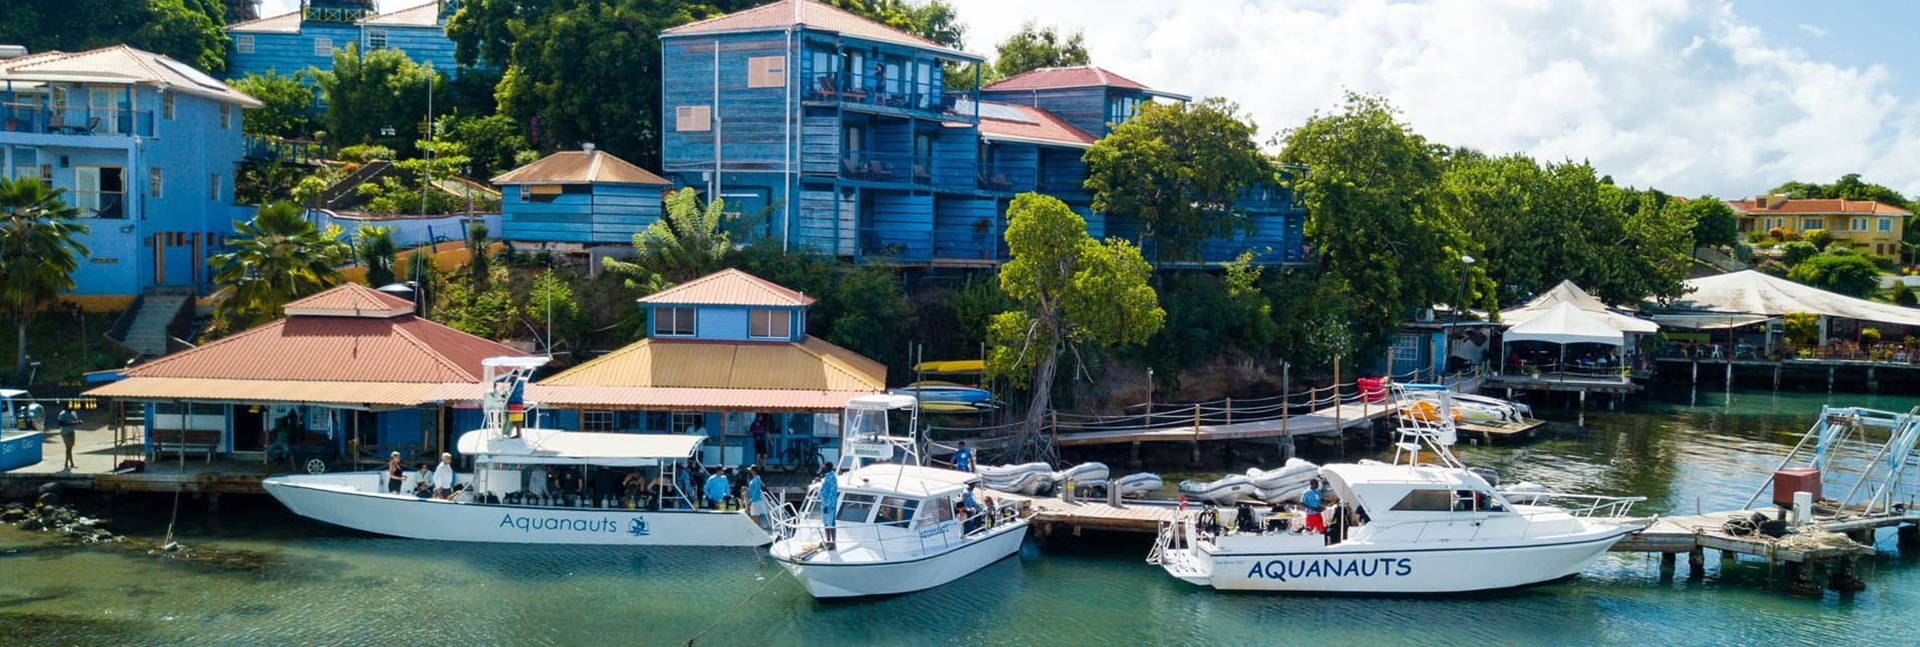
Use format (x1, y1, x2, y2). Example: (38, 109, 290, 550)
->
(768, 395, 1029, 599)
(263, 358, 769, 546)
(1151, 389, 1644, 594)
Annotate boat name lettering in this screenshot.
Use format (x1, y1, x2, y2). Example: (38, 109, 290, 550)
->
(1244, 557, 1412, 581)
(497, 513, 620, 534)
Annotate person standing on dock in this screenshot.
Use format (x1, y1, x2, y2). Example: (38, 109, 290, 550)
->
(1301, 479, 1326, 534)
(953, 441, 974, 473)
(746, 468, 766, 528)
(432, 453, 455, 499)
(56, 407, 79, 471)
(820, 465, 840, 549)
(751, 415, 770, 472)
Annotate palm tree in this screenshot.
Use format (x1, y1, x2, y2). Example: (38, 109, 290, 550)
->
(603, 188, 730, 291)
(0, 177, 88, 375)
(355, 225, 397, 287)
(208, 202, 348, 328)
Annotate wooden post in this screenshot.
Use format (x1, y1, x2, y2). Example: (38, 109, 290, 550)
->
(1225, 397, 1232, 426)
(1333, 355, 1342, 436)
(1688, 547, 1706, 579)
(1280, 363, 1290, 439)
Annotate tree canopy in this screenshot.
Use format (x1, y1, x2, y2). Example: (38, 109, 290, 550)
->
(1084, 97, 1270, 261)
(1681, 195, 1740, 250)
(232, 71, 317, 139)
(1787, 250, 1881, 297)
(988, 20, 1090, 81)
(0, 0, 228, 74)
(313, 45, 448, 152)
(0, 177, 88, 374)
(207, 202, 349, 331)
(603, 188, 732, 291)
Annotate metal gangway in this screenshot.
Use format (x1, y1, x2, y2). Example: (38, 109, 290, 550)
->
(1742, 405, 1920, 516)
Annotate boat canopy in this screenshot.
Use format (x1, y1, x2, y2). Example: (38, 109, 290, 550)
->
(1320, 463, 1493, 514)
(1503, 302, 1625, 346)
(847, 394, 918, 410)
(841, 463, 976, 498)
(456, 428, 703, 466)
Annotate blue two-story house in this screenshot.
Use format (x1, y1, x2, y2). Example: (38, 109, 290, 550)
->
(0, 45, 261, 305)
(652, 0, 1306, 266)
(226, 0, 467, 82)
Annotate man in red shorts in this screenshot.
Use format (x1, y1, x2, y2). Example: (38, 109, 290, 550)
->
(1302, 478, 1327, 533)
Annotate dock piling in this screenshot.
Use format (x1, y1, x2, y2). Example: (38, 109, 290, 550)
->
(1687, 547, 1706, 579)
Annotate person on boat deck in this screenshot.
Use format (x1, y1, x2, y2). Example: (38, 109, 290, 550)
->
(527, 466, 550, 502)
(622, 470, 646, 506)
(746, 468, 767, 528)
(953, 441, 974, 473)
(385, 452, 405, 494)
(432, 453, 455, 499)
(960, 483, 982, 534)
(674, 462, 694, 509)
(703, 467, 731, 510)
(554, 466, 583, 505)
(413, 464, 433, 497)
(1301, 479, 1327, 534)
(820, 465, 840, 549)
(750, 415, 770, 472)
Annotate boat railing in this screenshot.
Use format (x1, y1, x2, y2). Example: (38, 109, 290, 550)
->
(775, 500, 1020, 560)
(1498, 491, 1645, 519)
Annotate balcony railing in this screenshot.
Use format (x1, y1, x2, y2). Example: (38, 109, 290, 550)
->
(807, 72, 960, 114)
(244, 135, 326, 165)
(975, 161, 1024, 192)
(70, 190, 126, 219)
(840, 151, 931, 185)
(1, 103, 154, 138)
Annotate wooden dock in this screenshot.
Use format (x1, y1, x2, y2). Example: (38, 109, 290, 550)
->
(1050, 401, 1393, 447)
(995, 491, 1182, 535)
(1486, 373, 1640, 394)
(1456, 418, 1549, 441)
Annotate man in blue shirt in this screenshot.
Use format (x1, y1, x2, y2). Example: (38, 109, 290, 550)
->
(819, 465, 840, 549)
(703, 468, 731, 510)
(960, 483, 982, 534)
(745, 468, 767, 528)
(952, 441, 974, 473)
(674, 462, 694, 509)
(1301, 478, 1326, 534)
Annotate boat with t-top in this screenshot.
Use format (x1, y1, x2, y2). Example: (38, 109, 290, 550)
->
(1150, 387, 1645, 594)
(767, 394, 1028, 598)
(262, 357, 769, 546)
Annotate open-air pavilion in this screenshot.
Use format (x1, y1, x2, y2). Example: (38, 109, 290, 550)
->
(1653, 270, 1920, 362)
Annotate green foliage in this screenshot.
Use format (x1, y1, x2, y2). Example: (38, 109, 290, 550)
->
(1681, 195, 1740, 250)
(1264, 270, 1356, 369)
(987, 20, 1089, 82)
(1894, 282, 1918, 306)
(435, 267, 517, 338)
(0, 177, 89, 373)
(336, 145, 395, 163)
(313, 45, 448, 153)
(822, 0, 966, 49)
(726, 241, 917, 373)
(207, 202, 349, 332)
(604, 188, 731, 289)
(1137, 254, 1277, 382)
(466, 222, 493, 290)
(1788, 251, 1882, 297)
(437, 114, 530, 179)
(1084, 97, 1269, 260)
(1784, 312, 1819, 346)
(1780, 241, 1818, 265)
(1862, 327, 1883, 345)
(0, 0, 229, 75)
(234, 158, 304, 206)
(527, 269, 585, 352)
(1803, 228, 1834, 251)
(232, 71, 316, 138)
(1277, 93, 1469, 358)
(355, 226, 397, 287)
(1755, 259, 1789, 277)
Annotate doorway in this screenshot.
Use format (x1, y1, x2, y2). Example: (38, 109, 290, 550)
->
(232, 405, 266, 452)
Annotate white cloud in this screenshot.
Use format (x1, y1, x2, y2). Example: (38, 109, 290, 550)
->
(1797, 23, 1829, 37)
(951, 0, 1920, 198)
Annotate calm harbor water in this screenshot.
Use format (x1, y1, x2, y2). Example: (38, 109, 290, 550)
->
(6, 387, 1920, 646)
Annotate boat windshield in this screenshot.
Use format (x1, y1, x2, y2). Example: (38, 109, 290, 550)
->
(844, 408, 888, 442)
(875, 496, 918, 528)
(836, 494, 878, 524)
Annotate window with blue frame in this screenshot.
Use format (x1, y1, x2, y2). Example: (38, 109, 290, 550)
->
(654, 307, 695, 337)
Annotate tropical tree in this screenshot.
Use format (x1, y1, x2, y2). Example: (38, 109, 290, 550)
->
(312, 44, 447, 151)
(1681, 195, 1739, 251)
(0, 177, 88, 374)
(437, 114, 530, 179)
(603, 188, 730, 290)
(232, 70, 316, 138)
(985, 193, 1164, 462)
(0, 0, 228, 74)
(1084, 97, 1270, 261)
(355, 226, 397, 287)
(207, 202, 349, 329)
(988, 20, 1090, 81)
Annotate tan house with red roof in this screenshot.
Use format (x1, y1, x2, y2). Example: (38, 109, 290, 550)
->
(87, 284, 526, 462)
(1728, 194, 1910, 259)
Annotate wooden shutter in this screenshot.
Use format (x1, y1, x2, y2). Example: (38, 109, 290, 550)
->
(747, 56, 786, 88)
(675, 105, 711, 132)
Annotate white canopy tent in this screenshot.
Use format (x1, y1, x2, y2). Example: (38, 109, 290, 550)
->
(1501, 280, 1659, 334)
(1666, 270, 1920, 329)
(1504, 302, 1626, 346)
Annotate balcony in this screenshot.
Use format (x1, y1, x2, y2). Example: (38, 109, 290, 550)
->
(806, 72, 964, 117)
(975, 161, 1031, 193)
(840, 151, 931, 185)
(71, 190, 126, 219)
(1, 103, 154, 138)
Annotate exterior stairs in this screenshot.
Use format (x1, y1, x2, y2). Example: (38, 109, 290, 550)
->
(109, 293, 192, 358)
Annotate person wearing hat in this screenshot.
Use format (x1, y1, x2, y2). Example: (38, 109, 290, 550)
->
(432, 452, 456, 499)
(385, 451, 406, 494)
(57, 407, 80, 471)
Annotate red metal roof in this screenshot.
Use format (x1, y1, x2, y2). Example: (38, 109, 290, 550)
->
(122, 312, 526, 384)
(1726, 198, 1911, 216)
(661, 0, 978, 60)
(637, 268, 817, 307)
(971, 102, 1097, 148)
(283, 283, 415, 318)
(983, 65, 1151, 92)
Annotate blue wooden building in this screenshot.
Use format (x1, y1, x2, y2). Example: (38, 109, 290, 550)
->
(226, 0, 470, 82)
(0, 45, 262, 301)
(650, 0, 1306, 266)
(493, 146, 672, 245)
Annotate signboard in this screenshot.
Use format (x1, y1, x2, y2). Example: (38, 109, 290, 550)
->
(846, 441, 892, 460)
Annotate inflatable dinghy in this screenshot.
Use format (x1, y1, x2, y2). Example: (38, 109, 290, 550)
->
(1177, 474, 1256, 504)
(1111, 472, 1163, 497)
(1501, 481, 1552, 505)
(1245, 458, 1318, 490)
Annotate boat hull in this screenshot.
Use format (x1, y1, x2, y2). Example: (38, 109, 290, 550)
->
(773, 521, 1028, 598)
(1170, 527, 1633, 594)
(263, 473, 770, 546)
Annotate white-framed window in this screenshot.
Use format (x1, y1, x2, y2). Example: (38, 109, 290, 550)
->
(235, 35, 255, 54)
(1389, 333, 1421, 367)
(653, 307, 696, 337)
(149, 167, 162, 198)
(219, 102, 231, 129)
(313, 37, 333, 57)
(11, 147, 38, 182)
(674, 105, 711, 132)
(366, 29, 388, 50)
(1851, 217, 1869, 231)
(209, 173, 221, 202)
(161, 92, 174, 120)
(1801, 218, 1822, 231)
(581, 410, 615, 432)
(749, 309, 790, 339)
(1880, 218, 1893, 232)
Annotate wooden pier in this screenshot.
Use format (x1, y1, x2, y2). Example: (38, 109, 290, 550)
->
(1051, 401, 1393, 447)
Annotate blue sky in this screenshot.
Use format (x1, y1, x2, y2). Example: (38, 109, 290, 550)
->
(256, 0, 1920, 198)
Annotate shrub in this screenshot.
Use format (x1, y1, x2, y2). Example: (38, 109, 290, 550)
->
(1788, 251, 1882, 297)
(1785, 312, 1819, 346)
(1755, 259, 1789, 277)
(1894, 282, 1918, 306)
(1804, 228, 1834, 250)
(1862, 327, 1883, 345)
(1780, 241, 1818, 265)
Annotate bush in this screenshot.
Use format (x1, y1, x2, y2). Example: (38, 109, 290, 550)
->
(1780, 241, 1818, 265)
(1755, 259, 1789, 277)
(1893, 282, 1918, 306)
(1746, 230, 1769, 244)
(1862, 327, 1883, 345)
(338, 145, 394, 163)
(1733, 241, 1754, 264)
(1804, 228, 1834, 250)
(1788, 251, 1882, 297)
(1785, 312, 1819, 346)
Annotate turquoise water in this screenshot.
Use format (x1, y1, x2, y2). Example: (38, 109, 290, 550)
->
(5, 387, 1920, 646)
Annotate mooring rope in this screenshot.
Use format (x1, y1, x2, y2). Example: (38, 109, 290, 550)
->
(683, 554, 787, 646)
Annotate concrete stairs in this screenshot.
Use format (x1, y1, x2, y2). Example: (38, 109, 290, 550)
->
(117, 294, 190, 357)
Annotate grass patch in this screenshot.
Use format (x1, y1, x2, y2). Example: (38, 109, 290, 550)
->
(0, 311, 135, 394)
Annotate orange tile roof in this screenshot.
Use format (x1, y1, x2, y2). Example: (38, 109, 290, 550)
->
(539, 336, 884, 392)
(661, 0, 979, 60)
(1726, 198, 1911, 216)
(283, 283, 415, 318)
(637, 268, 816, 307)
(970, 101, 1097, 148)
(984, 65, 1151, 92)
(119, 313, 526, 384)
(491, 149, 671, 186)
